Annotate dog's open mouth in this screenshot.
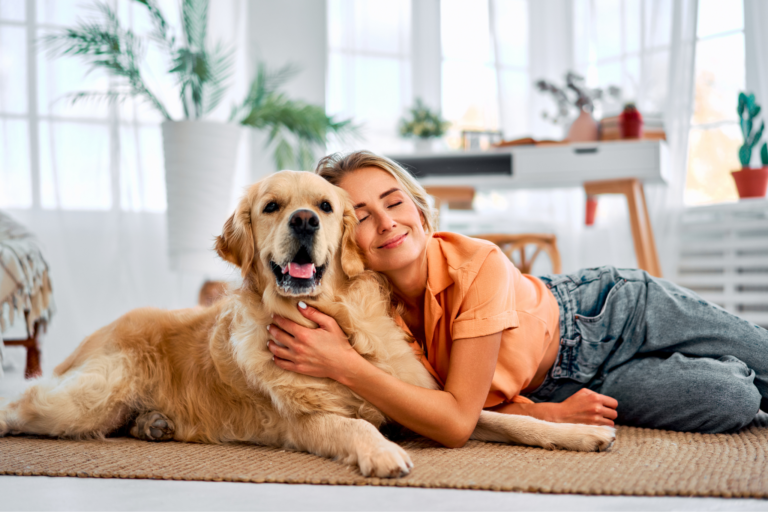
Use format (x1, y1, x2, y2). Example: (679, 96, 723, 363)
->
(270, 246, 327, 295)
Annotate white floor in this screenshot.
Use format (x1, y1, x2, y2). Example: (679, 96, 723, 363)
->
(1, 347, 765, 512)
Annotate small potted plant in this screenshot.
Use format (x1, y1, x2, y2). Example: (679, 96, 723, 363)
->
(732, 92, 768, 199)
(399, 98, 449, 152)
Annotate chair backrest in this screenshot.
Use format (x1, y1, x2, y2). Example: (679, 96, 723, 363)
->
(472, 233, 562, 274)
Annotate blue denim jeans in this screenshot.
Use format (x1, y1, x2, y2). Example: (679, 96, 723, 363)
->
(526, 266, 768, 434)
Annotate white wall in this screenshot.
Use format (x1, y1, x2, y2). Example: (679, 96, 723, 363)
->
(246, 0, 328, 177)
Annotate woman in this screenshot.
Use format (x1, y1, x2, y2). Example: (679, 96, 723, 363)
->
(266, 151, 767, 447)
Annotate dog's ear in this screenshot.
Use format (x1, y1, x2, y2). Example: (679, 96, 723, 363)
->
(340, 202, 365, 278)
(215, 194, 256, 278)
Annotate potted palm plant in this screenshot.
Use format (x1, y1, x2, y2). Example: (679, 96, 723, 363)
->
(732, 92, 768, 199)
(43, 0, 354, 272)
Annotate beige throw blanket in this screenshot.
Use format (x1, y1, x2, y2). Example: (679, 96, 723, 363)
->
(0, 212, 55, 342)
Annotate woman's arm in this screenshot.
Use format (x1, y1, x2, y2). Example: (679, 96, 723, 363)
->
(267, 304, 499, 448)
(492, 389, 619, 426)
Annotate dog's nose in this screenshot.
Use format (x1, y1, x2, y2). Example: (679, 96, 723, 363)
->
(290, 209, 320, 235)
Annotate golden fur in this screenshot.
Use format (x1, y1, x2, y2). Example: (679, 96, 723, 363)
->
(0, 171, 614, 477)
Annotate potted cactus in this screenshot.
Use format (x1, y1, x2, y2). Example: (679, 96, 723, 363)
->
(732, 92, 768, 199)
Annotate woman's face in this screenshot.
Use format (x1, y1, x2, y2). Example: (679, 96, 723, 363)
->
(337, 166, 427, 274)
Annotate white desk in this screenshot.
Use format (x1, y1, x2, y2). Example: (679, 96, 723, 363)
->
(389, 140, 669, 276)
(389, 140, 669, 190)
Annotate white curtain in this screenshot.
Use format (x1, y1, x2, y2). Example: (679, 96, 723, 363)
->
(647, 0, 699, 279)
(744, 0, 768, 132)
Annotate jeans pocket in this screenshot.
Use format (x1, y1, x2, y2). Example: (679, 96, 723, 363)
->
(570, 279, 628, 382)
(576, 278, 627, 325)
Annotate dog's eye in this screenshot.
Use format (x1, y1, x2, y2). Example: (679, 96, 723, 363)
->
(320, 201, 333, 213)
(263, 202, 279, 213)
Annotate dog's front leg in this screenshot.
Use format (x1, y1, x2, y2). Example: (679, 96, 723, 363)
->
(287, 414, 412, 477)
(471, 410, 616, 452)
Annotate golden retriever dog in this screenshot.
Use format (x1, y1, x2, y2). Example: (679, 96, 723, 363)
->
(0, 171, 614, 477)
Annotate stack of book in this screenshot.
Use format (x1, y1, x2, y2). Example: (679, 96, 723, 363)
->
(599, 113, 666, 141)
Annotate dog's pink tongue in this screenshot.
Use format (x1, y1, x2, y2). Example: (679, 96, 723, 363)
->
(287, 262, 315, 279)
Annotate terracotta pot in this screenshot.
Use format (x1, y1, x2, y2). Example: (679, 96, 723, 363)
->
(566, 110, 599, 142)
(731, 167, 768, 199)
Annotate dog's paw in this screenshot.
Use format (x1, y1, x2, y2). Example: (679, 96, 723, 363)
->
(0, 413, 8, 437)
(130, 411, 175, 442)
(548, 423, 616, 452)
(357, 439, 413, 478)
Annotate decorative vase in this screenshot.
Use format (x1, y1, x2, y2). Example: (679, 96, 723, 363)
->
(162, 121, 243, 273)
(619, 103, 643, 139)
(731, 167, 768, 199)
(566, 109, 599, 142)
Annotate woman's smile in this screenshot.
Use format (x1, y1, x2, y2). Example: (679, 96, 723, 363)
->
(379, 233, 408, 249)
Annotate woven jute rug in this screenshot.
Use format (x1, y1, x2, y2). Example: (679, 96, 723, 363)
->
(1, 414, 766, 498)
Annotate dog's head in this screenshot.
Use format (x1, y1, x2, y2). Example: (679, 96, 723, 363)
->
(216, 171, 364, 297)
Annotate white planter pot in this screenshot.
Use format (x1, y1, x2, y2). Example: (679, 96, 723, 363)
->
(162, 121, 242, 273)
(414, 138, 434, 153)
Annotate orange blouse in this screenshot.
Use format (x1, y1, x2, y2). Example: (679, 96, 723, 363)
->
(396, 232, 561, 407)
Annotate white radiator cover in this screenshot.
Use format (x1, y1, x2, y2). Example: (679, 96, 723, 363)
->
(676, 199, 768, 328)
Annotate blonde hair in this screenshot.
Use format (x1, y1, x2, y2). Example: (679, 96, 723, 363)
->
(314, 150, 437, 235)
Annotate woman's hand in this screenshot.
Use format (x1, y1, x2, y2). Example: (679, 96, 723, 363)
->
(266, 303, 360, 381)
(554, 388, 619, 426)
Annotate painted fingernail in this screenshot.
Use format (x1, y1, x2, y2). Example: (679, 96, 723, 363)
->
(298, 301, 307, 309)
(267, 340, 270, 348)
(266, 325, 270, 332)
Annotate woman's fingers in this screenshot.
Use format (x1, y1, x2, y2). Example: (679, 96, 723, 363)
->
(601, 395, 619, 410)
(297, 302, 335, 331)
(266, 322, 295, 349)
(601, 406, 618, 420)
(268, 341, 293, 361)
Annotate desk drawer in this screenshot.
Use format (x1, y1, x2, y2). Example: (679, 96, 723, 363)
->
(512, 141, 661, 184)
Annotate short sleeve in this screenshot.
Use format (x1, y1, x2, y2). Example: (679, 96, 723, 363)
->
(451, 247, 519, 340)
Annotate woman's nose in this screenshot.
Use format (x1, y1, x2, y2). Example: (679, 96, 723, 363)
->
(375, 211, 396, 234)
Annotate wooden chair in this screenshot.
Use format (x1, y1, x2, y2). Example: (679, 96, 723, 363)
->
(2, 311, 43, 379)
(472, 233, 562, 275)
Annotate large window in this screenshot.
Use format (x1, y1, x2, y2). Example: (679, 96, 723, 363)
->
(684, 0, 746, 205)
(326, 0, 412, 154)
(0, 0, 169, 212)
(441, 0, 529, 148)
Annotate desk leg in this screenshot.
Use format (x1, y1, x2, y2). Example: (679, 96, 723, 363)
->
(583, 178, 663, 278)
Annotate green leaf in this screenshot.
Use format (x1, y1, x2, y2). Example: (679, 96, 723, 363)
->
(181, 0, 208, 50)
(739, 144, 752, 167)
(752, 121, 765, 150)
(40, 1, 171, 120)
(738, 92, 746, 116)
(761, 142, 768, 166)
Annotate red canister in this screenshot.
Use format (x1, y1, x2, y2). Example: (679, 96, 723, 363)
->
(619, 103, 643, 139)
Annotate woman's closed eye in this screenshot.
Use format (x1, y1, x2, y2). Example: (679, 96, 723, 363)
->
(387, 201, 403, 209)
